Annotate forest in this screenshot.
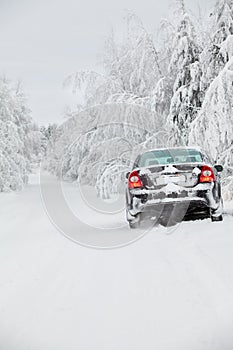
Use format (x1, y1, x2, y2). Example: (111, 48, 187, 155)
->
(1, 0, 233, 200)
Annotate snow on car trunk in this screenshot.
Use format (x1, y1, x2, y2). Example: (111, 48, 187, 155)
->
(140, 164, 202, 190)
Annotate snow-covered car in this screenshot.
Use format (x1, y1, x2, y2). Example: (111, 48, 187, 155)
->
(126, 147, 224, 228)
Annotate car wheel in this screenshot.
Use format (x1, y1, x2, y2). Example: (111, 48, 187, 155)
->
(211, 215, 223, 222)
(129, 221, 140, 229)
(159, 216, 178, 227)
(211, 199, 223, 222)
(128, 214, 141, 229)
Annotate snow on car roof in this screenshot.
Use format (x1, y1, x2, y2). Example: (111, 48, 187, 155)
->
(137, 146, 204, 157)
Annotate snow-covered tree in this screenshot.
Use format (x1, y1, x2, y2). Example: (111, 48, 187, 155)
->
(201, 0, 233, 90)
(48, 12, 170, 197)
(46, 103, 158, 180)
(189, 50, 233, 198)
(46, 2, 233, 200)
(190, 56, 233, 160)
(0, 78, 42, 192)
(65, 12, 162, 108)
(168, 3, 202, 145)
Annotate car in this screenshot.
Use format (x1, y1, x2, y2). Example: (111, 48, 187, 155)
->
(126, 147, 224, 228)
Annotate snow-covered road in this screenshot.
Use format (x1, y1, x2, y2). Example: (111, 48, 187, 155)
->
(1, 174, 233, 350)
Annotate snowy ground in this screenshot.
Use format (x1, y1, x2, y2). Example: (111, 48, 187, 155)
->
(1, 173, 233, 350)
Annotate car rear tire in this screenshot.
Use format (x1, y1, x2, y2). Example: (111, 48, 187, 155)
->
(211, 215, 223, 222)
(129, 221, 140, 229)
(159, 216, 178, 227)
(210, 199, 223, 222)
(128, 214, 141, 229)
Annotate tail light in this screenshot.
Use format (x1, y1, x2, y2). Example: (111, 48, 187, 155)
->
(128, 171, 143, 189)
(200, 165, 216, 183)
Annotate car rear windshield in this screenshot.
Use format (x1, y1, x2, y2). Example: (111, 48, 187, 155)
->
(138, 149, 204, 167)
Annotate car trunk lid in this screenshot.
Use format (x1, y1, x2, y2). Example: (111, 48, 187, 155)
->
(140, 164, 202, 190)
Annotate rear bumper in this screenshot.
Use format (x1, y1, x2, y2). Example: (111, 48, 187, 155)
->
(127, 183, 219, 218)
(128, 197, 208, 216)
(127, 199, 211, 223)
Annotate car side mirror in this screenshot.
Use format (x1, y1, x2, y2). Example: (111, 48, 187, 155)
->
(126, 172, 130, 179)
(214, 165, 223, 172)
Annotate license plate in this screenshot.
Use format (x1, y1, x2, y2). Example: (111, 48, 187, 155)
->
(155, 174, 185, 185)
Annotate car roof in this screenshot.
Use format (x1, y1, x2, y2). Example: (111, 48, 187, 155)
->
(137, 146, 204, 158)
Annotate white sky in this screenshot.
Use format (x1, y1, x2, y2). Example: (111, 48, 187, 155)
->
(0, 0, 215, 125)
